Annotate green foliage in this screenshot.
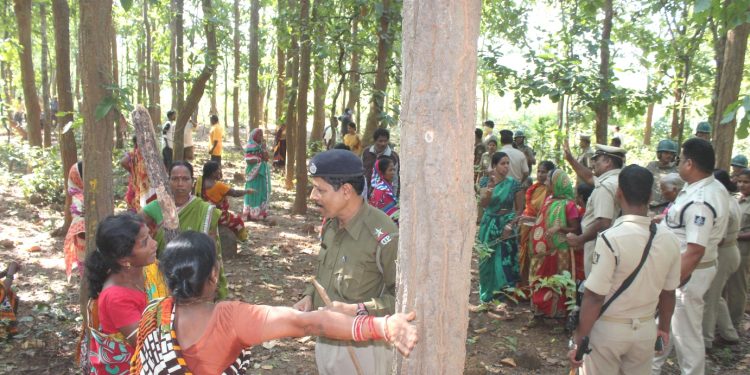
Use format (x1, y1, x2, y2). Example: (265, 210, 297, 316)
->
(0, 143, 64, 206)
(719, 93, 750, 139)
(531, 270, 577, 311)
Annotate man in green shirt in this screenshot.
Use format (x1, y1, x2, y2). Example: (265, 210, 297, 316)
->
(294, 149, 398, 375)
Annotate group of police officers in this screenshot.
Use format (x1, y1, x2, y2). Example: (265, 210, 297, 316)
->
(295, 121, 747, 375)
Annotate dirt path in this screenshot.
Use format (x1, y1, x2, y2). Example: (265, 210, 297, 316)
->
(0, 146, 748, 374)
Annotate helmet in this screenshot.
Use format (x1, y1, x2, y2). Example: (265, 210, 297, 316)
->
(731, 154, 748, 168)
(514, 130, 525, 138)
(656, 139, 678, 154)
(696, 121, 712, 134)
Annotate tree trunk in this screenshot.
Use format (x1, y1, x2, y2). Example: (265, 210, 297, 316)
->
(232, 0, 241, 147)
(710, 18, 727, 130)
(172, 0, 218, 162)
(40, 3, 52, 148)
(714, 22, 750, 169)
(223, 60, 228, 129)
(144, 0, 155, 121)
(396, 0, 480, 372)
(644, 103, 654, 146)
(362, 0, 395, 147)
(275, 0, 286, 127)
(13, 0, 42, 146)
(175, 0, 185, 110)
(249, 0, 261, 130)
(293, 0, 311, 214)
(52, 0, 78, 234)
(311, 60, 326, 142)
(152, 61, 161, 129)
(170, 1, 177, 113)
(111, 16, 126, 149)
(593, 0, 613, 145)
(284, 29, 299, 190)
(344, 9, 362, 112)
(79, 0, 116, 321)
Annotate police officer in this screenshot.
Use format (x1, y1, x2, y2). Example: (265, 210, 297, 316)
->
(293, 149, 398, 375)
(566, 144, 626, 276)
(647, 140, 679, 216)
(513, 130, 536, 173)
(695, 121, 711, 141)
(730, 154, 747, 184)
(568, 165, 681, 374)
(652, 138, 729, 375)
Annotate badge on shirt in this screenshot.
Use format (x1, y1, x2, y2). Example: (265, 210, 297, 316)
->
(592, 252, 600, 265)
(694, 215, 706, 226)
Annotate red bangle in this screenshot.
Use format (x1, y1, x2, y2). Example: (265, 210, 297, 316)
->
(383, 315, 392, 342)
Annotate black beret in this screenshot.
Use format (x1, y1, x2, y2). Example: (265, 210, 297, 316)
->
(308, 149, 364, 177)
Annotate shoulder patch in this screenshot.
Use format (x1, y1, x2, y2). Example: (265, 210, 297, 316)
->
(374, 227, 393, 246)
(592, 251, 600, 265)
(694, 215, 706, 226)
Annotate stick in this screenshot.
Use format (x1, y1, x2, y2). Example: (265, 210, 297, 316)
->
(309, 277, 365, 375)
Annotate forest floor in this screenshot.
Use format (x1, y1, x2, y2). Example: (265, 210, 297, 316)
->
(0, 139, 749, 374)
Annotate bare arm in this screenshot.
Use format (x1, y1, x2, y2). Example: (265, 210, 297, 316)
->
(514, 190, 525, 217)
(567, 218, 611, 248)
(737, 231, 750, 241)
(227, 188, 254, 197)
(656, 290, 675, 353)
(563, 139, 594, 186)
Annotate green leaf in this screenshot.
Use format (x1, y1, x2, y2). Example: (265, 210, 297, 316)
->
(694, 0, 711, 13)
(95, 97, 116, 121)
(120, 0, 133, 11)
(738, 115, 750, 139)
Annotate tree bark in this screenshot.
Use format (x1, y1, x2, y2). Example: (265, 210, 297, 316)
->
(40, 2, 52, 148)
(232, 0, 241, 147)
(112, 16, 125, 149)
(396, 0, 480, 372)
(710, 18, 727, 130)
(293, 0, 311, 214)
(714, 22, 749, 169)
(362, 0, 395, 146)
(174, 0, 185, 110)
(311, 60, 326, 142)
(344, 9, 362, 112)
(593, 0, 613, 145)
(249, 0, 261, 130)
(52, 0, 78, 234)
(276, 46, 286, 125)
(172, 0, 218, 162)
(644, 103, 654, 146)
(284, 31, 299, 190)
(152, 60, 161, 129)
(13, 0, 42, 146)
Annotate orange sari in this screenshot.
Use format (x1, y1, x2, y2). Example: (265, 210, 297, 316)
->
(519, 182, 548, 283)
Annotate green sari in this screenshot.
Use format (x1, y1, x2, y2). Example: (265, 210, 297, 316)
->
(142, 197, 227, 299)
(477, 177, 520, 302)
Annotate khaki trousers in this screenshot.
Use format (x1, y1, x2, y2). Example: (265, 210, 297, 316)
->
(726, 248, 750, 330)
(583, 318, 657, 375)
(703, 245, 740, 347)
(652, 266, 716, 375)
(315, 338, 392, 375)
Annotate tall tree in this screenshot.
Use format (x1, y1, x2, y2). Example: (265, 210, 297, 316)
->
(714, 22, 749, 169)
(395, 0, 480, 372)
(40, 2, 52, 147)
(344, 8, 362, 112)
(362, 0, 397, 146)
(283, 0, 299, 190)
(293, 0, 311, 214)
(593, 0, 613, 144)
(174, 0, 185, 110)
(248, 0, 261, 130)
(52, 0, 78, 234)
(232, 0, 241, 147)
(172, 0, 218, 161)
(310, 2, 326, 143)
(13, 0, 42, 146)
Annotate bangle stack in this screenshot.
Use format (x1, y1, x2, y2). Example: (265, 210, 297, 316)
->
(352, 315, 382, 342)
(384, 315, 392, 342)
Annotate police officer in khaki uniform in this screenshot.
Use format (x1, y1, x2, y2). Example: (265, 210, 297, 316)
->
(652, 138, 729, 375)
(513, 130, 536, 173)
(568, 165, 681, 374)
(293, 149, 398, 375)
(566, 144, 626, 276)
(727, 169, 750, 335)
(694, 121, 712, 141)
(646, 140, 679, 216)
(729, 154, 747, 184)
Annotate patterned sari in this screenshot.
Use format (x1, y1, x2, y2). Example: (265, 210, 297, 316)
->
(131, 298, 252, 375)
(368, 159, 399, 223)
(124, 146, 155, 212)
(64, 163, 85, 280)
(477, 177, 520, 303)
(83, 301, 133, 375)
(243, 129, 271, 221)
(195, 178, 246, 237)
(0, 286, 18, 340)
(519, 182, 548, 282)
(529, 170, 581, 317)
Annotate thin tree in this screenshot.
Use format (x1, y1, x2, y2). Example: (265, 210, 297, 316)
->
(362, 0, 396, 146)
(13, 0, 43, 146)
(284, 0, 299, 190)
(395, 0, 481, 372)
(248, 0, 261, 130)
(40, 2, 52, 147)
(293, 0, 311, 214)
(593, 0, 613, 144)
(232, 0, 242, 147)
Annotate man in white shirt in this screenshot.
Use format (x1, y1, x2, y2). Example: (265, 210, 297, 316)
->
(183, 119, 194, 161)
(498, 129, 528, 184)
(162, 110, 176, 168)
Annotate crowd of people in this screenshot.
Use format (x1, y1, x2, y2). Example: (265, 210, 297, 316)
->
(474, 121, 750, 374)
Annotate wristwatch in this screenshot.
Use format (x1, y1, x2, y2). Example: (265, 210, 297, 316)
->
(356, 303, 368, 316)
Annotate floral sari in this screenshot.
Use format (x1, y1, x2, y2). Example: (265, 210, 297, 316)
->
(368, 159, 399, 223)
(519, 182, 548, 283)
(529, 170, 581, 317)
(124, 146, 155, 212)
(477, 177, 520, 302)
(0, 285, 18, 340)
(243, 129, 271, 221)
(64, 163, 85, 280)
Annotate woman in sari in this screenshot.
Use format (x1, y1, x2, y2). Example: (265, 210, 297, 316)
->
(141, 161, 227, 299)
(81, 213, 159, 374)
(477, 152, 525, 303)
(529, 169, 582, 319)
(63, 162, 85, 281)
(369, 158, 399, 223)
(195, 161, 252, 241)
(518, 161, 554, 284)
(272, 124, 286, 169)
(132, 231, 418, 374)
(244, 128, 272, 221)
(0, 261, 20, 340)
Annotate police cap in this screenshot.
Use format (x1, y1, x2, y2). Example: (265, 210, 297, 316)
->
(696, 121, 711, 134)
(593, 144, 627, 161)
(731, 154, 748, 168)
(308, 149, 364, 177)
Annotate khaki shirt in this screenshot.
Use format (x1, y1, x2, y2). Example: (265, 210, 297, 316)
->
(500, 144, 529, 183)
(304, 202, 398, 316)
(581, 169, 620, 233)
(646, 160, 677, 210)
(660, 175, 729, 263)
(516, 144, 535, 166)
(586, 215, 681, 319)
(722, 196, 741, 248)
(738, 196, 750, 256)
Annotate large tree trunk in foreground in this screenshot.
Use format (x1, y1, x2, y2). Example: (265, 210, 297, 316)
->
(173, 0, 218, 162)
(593, 0, 613, 145)
(52, 0, 78, 234)
(293, 0, 311, 214)
(232, 0, 241, 147)
(13, 0, 42, 146)
(395, 0, 480, 373)
(362, 0, 395, 146)
(714, 22, 749, 169)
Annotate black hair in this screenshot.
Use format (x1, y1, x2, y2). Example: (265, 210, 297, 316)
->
(611, 137, 621, 147)
(321, 175, 366, 195)
(491, 151, 508, 167)
(348, 122, 357, 130)
(609, 154, 624, 169)
(618, 164, 653, 206)
(713, 169, 737, 193)
(373, 127, 390, 141)
(681, 138, 714, 174)
(160, 231, 217, 301)
(132, 135, 138, 147)
(484, 120, 494, 128)
(475, 128, 483, 139)
(333, 142, 351, 151)
(77, 161, 83, 179)
(170, 160, 194, 178)
(210, 114, 219, 124)
(539, 160, 555, 172)
(376, 157, 394, 175)
(202, 160, 221, 181)
(486, 138, 497, 146)
(85, 213, 144, 299)
(499, 130, 513, 145)
(741, 168, 750, 178)
(167, 110, 176, 119)
(576, 182, 594, 204)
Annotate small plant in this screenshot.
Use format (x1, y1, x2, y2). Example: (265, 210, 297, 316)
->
(531, 270, 577, 312)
